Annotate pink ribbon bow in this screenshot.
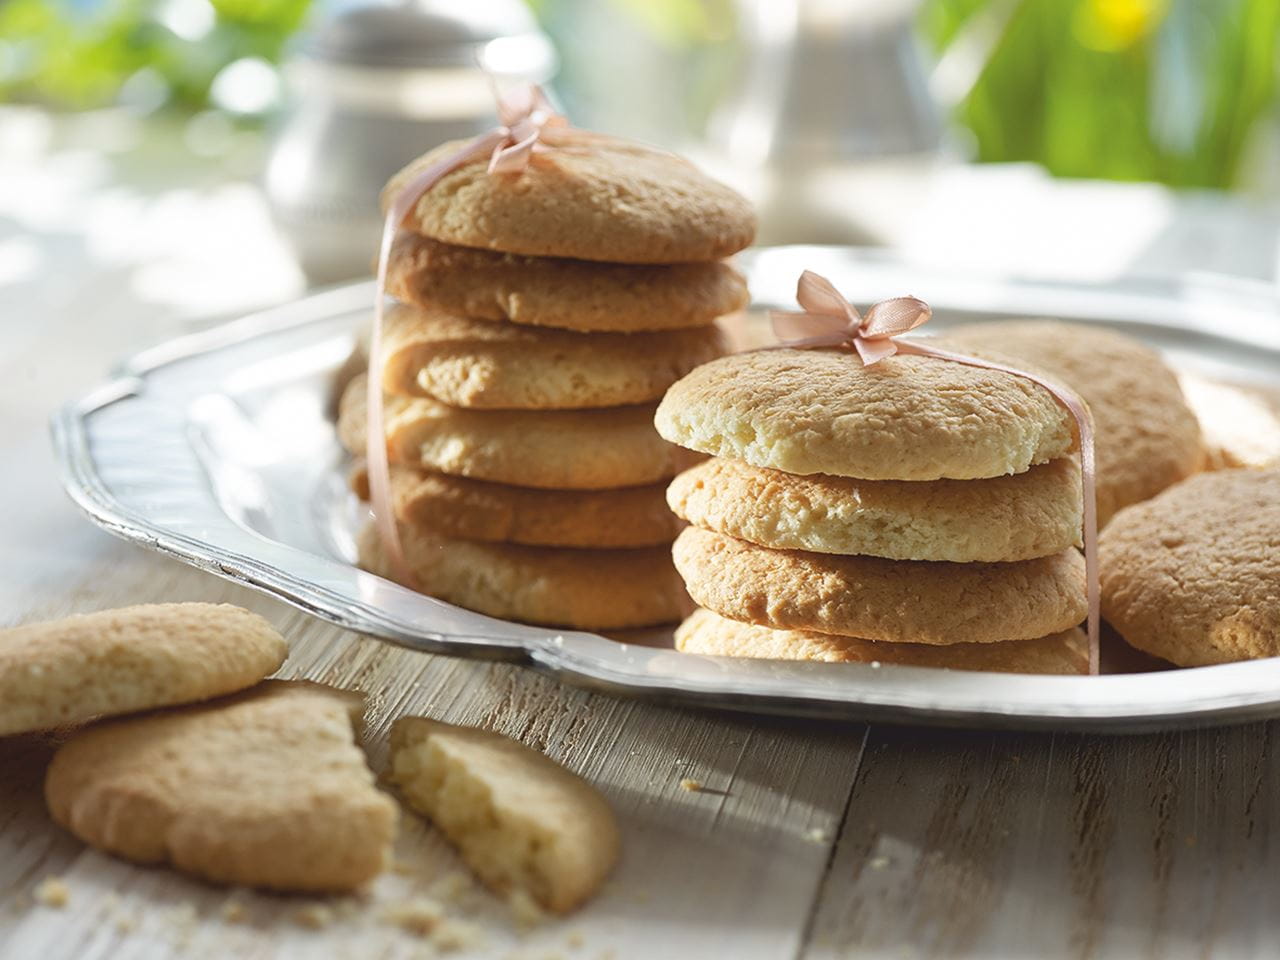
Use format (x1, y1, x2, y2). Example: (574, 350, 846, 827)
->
(366, 84, 566, 588)
(770, 272, 1101, 675)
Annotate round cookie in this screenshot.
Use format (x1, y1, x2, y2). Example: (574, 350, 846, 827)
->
(387, 233, 748, 333)
(0, 603, 287, 737)
(44, 681, 397, 893)
(676, 609, 1088, 675)
(384, 128, 756, 264)
(340, 375, 688, 490)
(1100, 468, 1280, 666)
(351, 465, 681, 549)
(358, 524, 687, 630)
(380, 302, 729, 410)
(947, 320, 1202, 523)
(672, 527, 1087, 645)
(667, 456, 1082, 562)
(655, 348, 1078, 481)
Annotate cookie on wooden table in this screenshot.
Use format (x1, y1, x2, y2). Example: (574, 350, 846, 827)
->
(1100, 468, 1280, 666)
(358, 524, 687, 630)
(384, 128, 756, 264)
(655, 348, 1078, 481)
(340, 375, 687, 490)
(948, 320, 1202, 524)
(351, 465, 681, 549)
(389, 717, 619, 913)
(673, 527, 1086, 645)
(44, 681, 397, 892)
(379, 302, 728, 410)
(0, 603, 286, 737)
(667, 456, 1082, 563)
(386, 234, 748, 333)
(676, 609, 1089, 675)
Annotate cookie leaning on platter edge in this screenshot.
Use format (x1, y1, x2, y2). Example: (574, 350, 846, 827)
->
(344, 82, 1279, 676)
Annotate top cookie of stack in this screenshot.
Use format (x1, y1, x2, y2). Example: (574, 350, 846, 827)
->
(655, 347, 1091, 674)
(347, 125, 757, 632)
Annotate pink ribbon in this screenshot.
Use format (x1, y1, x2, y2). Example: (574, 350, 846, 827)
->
(367, 84, 566, 587)
(770, 271, 1100, 675)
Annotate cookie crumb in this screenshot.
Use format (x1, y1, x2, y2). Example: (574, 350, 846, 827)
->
(432, 918, 485, 952)
(293, 904, 333, 929)
(383, 898, 444, 937)
(34, 877, 69, 908)
(221, 901, 247, 924)
(428, 871, 472, 904)
(509, 888, 546, 929)
(679, 777, 703, 792)
(869, 661, 882, 669)
(567, 929, 586, 949)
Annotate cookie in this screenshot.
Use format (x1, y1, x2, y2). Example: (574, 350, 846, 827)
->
(655, 348, 1078, 481)
(676, 609, 1089, 675)
(1100, 468, 1280, 666)
(387, 233, 748, 333)
(350, 465, 681, 549)
(0, 603, 287, 737)
(1178, 371, 1280, 472)
(384, 128, 756, 264)
(358, 524, 687, 630)
(673, 527, 1087, 644)
(389, 717, 619, 913)
(340, 375, 686, 490)
(380, 302, 729, 410)
(948, 320, 1202, 523)
(44, 681, 397, 892)
(667, 456, 1081, 562)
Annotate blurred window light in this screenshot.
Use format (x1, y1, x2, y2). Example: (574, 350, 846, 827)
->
(156, 0, 217, 42)
(210, 57, 281, 115)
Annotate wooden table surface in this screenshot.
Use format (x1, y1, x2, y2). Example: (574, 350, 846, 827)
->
(4, 115, 1280, 959)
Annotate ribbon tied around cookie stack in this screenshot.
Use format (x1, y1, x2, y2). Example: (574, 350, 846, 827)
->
(770, 270, 1101, 675)
(367, 84, 567, 589)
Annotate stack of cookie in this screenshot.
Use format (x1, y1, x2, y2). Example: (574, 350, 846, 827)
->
(341, 126, 756, 632)
(655, 348, 1092, 674)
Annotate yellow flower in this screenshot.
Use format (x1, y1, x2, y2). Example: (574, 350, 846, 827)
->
(1074, 0, 1169, 51)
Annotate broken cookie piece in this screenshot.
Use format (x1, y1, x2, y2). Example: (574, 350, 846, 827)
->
(389, 717, 619, 913)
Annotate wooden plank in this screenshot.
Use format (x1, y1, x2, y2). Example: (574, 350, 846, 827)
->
(802, 723, 1280, 959)
(0, 536, 866, 959)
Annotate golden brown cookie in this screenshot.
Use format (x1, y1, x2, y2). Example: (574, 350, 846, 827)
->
(387, 233, 748, 333)
(384, 128, 756, 264)
(676, 609, 1089, 675)
(358, 524, 687, 630)
(655, 347, 1078, 481)
(44, 681, 397, 892)
(340, 374, 686, 490)
(948, 320, 1202, 523)
(389, 717, 619, 913)
(667, 456, 1082, 562)
(673, 527, 1087, 644)
(1178, 371, 1280, 472)
(1100, 468, 1280, 666)
(380, 302, 729, 409)
(350, 464, 680, 549)
(0, 604, 287, 737)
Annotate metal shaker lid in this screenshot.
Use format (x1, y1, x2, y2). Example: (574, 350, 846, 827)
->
(297, 0, 555, 74)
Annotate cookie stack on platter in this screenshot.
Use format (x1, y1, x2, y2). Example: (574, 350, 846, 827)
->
(655, 348, 1092, 674)
(341, 126, 756, 632)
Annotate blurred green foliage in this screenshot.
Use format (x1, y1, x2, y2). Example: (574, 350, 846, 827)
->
(920, 0, 1280, 188)
(0, 0, 309, 110)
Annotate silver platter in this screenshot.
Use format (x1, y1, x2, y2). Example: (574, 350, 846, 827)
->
(51, 245, 1280, 731)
